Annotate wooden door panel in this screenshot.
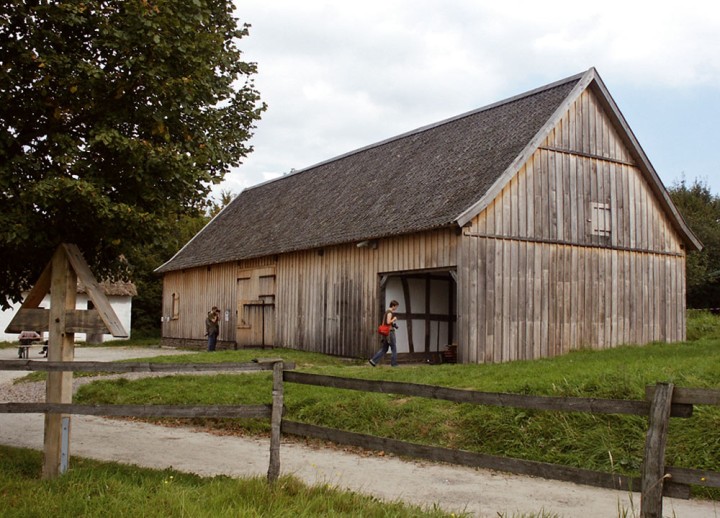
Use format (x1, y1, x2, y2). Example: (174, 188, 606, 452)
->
(236, 267, 275, 347)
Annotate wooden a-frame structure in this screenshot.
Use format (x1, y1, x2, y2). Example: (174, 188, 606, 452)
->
(4, 243, 127, 478)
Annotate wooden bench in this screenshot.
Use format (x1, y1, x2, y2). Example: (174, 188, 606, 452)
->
(18, 334, 45, 359)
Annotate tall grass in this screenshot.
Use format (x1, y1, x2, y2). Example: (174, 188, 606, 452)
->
(687, 309, 720, 341)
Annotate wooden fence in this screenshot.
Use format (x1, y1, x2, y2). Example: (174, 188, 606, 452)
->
(282, 371, 720, 518)
(3, 360, 720, 517)
(0, 359, 292, 483)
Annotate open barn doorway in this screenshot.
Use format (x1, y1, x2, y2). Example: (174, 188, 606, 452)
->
(379, 268, 457, 363)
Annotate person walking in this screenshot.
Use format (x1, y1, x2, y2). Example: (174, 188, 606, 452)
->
(205, 306, 220, 351)
(369, 300, 399, 367)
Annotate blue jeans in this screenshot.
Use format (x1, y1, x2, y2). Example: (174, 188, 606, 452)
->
(370, 332, 397, 366)
(207, 332, 218, 351)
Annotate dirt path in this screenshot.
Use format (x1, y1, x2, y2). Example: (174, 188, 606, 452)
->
(1, 346, 718, 517)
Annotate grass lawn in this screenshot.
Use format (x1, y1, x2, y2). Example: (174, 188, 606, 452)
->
(0, 446, 460, 518)
(5, 311, 720, 510)
(60, 312, 720, 500)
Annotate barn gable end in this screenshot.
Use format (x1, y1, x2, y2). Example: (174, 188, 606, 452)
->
(457, 86, 689, 363)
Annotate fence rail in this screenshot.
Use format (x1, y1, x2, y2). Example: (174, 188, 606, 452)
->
(283, 372, 720, 517)
(0, 359, 296, 373)
(285, 371, 693, 417)
(3, 360, 720, 517)
(0, 358, 287, 482)
(0, 402, 272, 419)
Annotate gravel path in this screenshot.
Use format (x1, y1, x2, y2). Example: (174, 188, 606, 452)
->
(1, 345, 719, 517)
(0, 346, 196, 404)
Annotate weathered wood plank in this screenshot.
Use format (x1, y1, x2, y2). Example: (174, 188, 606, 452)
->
(0, 402, 271, 419)
(4, 262, 53, 333)
(282, 420, 689, 498)
(21, 261, 53, 309)
(65, 309, 109, 334)
(283, 372, 684, 416)
(4, 308, 50, 333)
(268, 361, 284, 483)
(665, 466, 720, 488)
(641, 382, 674, 518)
(0, 360, 295, 373)
(62, 243, 128, 338)
(646, 386, 720, 406)
(44, 245, 77, 479)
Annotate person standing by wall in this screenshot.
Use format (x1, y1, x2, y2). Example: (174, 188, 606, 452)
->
(205, 306, 220, 351)
(369, 300, 399, 367)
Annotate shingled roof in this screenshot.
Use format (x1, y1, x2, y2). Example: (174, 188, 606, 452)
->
(156, 68, 698, 274)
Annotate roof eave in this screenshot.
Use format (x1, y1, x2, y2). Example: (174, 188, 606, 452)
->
(454, 67, 703, 253)
(154, 196, 242, 274)
(586, 73, 703, 252)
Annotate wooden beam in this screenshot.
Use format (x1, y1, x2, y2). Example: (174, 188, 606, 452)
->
(268, 361, 284, 483)
(665, 466, 720, 489)
(64, 309, 109, 334)
(424, 274, 431, 353)
(4, 262, 52, 334)
(0, 360, 295, 373)
(4, 308, 50, 333)
(462, 231, 684, 257)
(647, 386, 720, 406)
(284, 372, 692, 417)
(394, 312, 456, 322)
(282, 421, 689, 499)
(5, 308, 116, 334)
(401, 277, 414, 353)
(61, 244, 127, 337)
(21, 261, 53, 309)
(538, 145, 635, 167)
(0, 402, 271, 419)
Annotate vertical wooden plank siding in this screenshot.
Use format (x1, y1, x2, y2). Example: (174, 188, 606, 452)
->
(270, 229, 459, 358)
(161, 259, 272, 344)
(458, 88, 688, 362)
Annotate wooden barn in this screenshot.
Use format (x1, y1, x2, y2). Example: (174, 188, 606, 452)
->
(156, 68, 701, 363)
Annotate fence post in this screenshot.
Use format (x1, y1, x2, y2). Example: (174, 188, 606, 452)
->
(641, 382, 674, 518)
(43, 247, 77, 479)
(267, 360, 284, 483)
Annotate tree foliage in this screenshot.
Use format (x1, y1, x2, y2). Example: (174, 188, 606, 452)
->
(129, 192, 234, 334)
(0, 0, 264, 308)
(128, 208, 210, 334)
(668, 178, 720, 308)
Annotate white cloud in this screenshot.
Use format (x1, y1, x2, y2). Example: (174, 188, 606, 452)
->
(218, 0, 720, 197)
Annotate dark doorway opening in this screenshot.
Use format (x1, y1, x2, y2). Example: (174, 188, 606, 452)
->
(379, 268, 457, 362)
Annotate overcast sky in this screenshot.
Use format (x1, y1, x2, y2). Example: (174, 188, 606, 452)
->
(220, 0, 720, 199)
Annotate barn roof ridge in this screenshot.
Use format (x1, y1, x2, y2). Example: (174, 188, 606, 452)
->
(243, 69, 590, 194)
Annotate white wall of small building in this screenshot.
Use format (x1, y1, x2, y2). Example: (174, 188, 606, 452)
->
(0, 294, 132, 343)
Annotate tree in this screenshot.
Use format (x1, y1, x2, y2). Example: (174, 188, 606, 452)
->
(0, 0, 265, 308)
(668, 178, 720, 308)
(129, 190, 235, 335)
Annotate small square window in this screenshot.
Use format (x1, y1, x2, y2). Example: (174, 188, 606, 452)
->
(590, 202, 611, 237)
